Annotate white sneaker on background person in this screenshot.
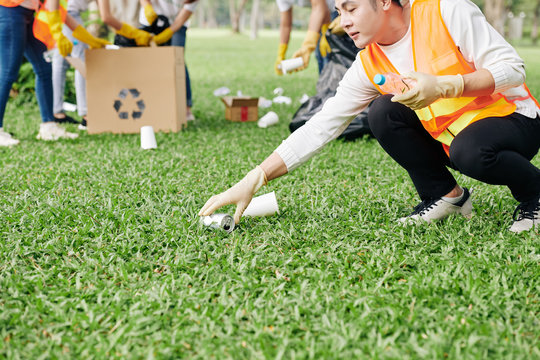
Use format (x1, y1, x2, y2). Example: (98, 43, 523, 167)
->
(510, 195, 540, 233)
(186, 109, 195, 121)
(0, 128, 20, 147)
(399, 187, 473, 224)
(37, 122, 78, 141)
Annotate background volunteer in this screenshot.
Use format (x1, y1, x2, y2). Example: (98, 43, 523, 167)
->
(274, 0, 335, 74)
(139, 0, 198, 121)
(200, 0, 540, 233)
(52, 0, 92, 129)
(0, 0, 81, 145)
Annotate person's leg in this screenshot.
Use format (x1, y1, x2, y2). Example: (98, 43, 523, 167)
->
(52, 47, 70, 115)
(22, 11, 78, 140)
(368, 95, 457, 200)
(450, 113, 540, 202)
(368, 95, 471, 222)
(171, 26, 193, 117)
(0, 6, 27, 129)
(69, 12, 88, 118)
(23, 11, 55, 124)
(449, 113, 540, 232)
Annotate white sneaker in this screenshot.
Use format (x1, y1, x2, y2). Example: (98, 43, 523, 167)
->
(0, 129, 19, 147)
(399, 187, 473, 224)
(78, 118, 87, 131)
(186, 111, 195, 121)
(37, 122, 79, 141)
(510, 196, 540, 233)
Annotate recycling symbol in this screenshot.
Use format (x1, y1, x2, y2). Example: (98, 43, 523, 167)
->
(113, 88, 146, 120)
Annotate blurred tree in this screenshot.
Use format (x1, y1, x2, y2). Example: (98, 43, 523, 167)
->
(230, 0, 250, 32)
(250, 0, 261, 38)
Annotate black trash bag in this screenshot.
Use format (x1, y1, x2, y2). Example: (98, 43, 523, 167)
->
(114, 15, 171, 47)
(289, 30, 372, 141)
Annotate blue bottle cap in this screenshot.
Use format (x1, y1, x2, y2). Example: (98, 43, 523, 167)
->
(373, 74, 386, 85)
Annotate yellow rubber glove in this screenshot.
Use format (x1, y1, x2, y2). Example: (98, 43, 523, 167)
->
(46, 10, 72, 57)
(291, 30, 319, 71)
(153, 27, 174, 45)
(116, 23, 153, 46)
(319, 24, 331, 57)
(274, 43, 288, 75)
(72, 25, 111, 49)
(391, 72, 464, 110)
(144, 4, 158, 24)
(198, 166, 268, 224)
(329, 16, 345, 35)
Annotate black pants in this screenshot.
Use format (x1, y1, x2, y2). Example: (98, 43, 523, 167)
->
(368, 95, 540, 202)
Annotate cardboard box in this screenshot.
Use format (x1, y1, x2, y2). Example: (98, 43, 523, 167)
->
(221, 96, 259, 122)
(85, 47, 186, 134)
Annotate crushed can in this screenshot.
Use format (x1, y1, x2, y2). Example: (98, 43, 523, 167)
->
(201, 213, 235, 233)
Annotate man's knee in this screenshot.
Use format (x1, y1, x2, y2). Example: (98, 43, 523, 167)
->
(450, 135, 493, 177)
(368, 95, 417, 138)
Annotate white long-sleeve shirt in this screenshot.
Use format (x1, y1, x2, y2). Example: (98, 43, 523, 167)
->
(275, 0, 540, 172)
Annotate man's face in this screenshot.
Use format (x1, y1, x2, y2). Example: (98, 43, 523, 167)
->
(335, 0, 385, 48)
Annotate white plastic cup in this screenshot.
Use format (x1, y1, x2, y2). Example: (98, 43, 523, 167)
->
(280, 57, 304, 74)
(258, 111, 279, 128)
(140, 125, 157, 150)
(242, 191, 279, 218)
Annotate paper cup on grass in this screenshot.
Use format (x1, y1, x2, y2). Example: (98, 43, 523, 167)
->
(140, 125, 157, 150)
(243, 191, 279, 218)
(258, 111, 279, 128)
(280, 57, 304, 74)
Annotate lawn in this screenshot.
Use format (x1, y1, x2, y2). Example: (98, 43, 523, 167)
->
(0, 29, 538, 359)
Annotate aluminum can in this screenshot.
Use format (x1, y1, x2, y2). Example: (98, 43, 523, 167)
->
(201, 213, 235, 233)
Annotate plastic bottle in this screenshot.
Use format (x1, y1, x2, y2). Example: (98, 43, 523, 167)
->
(373, 73, 416, 95)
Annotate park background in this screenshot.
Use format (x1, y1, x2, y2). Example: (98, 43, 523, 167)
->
(1, 0, 539, 358)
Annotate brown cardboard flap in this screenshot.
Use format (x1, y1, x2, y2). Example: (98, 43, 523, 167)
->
(221, 96, 259, 107)
(66, 56, 86, 78)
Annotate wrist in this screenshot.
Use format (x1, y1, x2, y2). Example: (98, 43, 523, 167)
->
(438, 74, 464, 98)
(277, 43, 288, 58)
(303, 30, 320, 50)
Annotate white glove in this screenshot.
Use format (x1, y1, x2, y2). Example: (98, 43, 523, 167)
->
(199, 166, 268, 224)
(391, 72, 464, 110)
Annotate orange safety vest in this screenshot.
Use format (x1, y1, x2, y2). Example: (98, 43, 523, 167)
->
(0, 0, 67, 49)
(0, 0, 24, 6)
(34, 0, 68, 49)
(359, 0, 539, 154)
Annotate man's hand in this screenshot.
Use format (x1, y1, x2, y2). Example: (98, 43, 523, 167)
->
(116, 23, 153, 46)
(47, 10, 73, 57)
(144, 4, 158, 24)
(274, 43, 288, 75)
(391, 72, 464, 110)
(72, 25, 111, 49)
(291, 30, 319, 71)
(153, 28, 173, 45)
(198, 166, 268, 224)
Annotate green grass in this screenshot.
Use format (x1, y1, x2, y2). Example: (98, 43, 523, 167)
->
(0, 29, 539, 359)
